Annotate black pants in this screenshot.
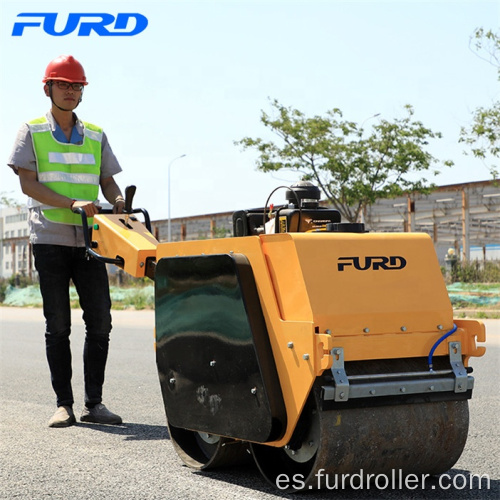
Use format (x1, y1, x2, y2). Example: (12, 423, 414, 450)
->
(33, 244, 112, 408)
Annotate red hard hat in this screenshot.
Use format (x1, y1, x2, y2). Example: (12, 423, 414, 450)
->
(42, 55, 88, 85)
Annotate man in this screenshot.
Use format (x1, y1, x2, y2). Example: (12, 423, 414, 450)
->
(7, 55, 124, 427)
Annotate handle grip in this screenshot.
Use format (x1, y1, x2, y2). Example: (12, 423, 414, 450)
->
(73, 191, 154, 264)
(124, 185, 136, 213)
(73, 207, 124, 266)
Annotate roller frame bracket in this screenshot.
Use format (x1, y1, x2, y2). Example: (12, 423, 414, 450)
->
(449, 341, 469, 393)
(329, 347, 349, 402)
(322, 343, 474, 404)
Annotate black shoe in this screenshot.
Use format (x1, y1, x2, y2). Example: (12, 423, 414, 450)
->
(80, 403, 122, 424)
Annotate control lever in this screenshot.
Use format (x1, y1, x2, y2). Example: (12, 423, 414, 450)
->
(124, 185, 136, 225)
(124, 185, 136, 213)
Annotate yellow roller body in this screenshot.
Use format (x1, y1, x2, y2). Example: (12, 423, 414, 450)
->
(86, 205, 486, 490)
(154, 232, 485, 448)
(91, 213, 158, 277)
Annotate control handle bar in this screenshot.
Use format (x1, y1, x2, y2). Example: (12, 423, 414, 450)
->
(74, 185, 152, 266)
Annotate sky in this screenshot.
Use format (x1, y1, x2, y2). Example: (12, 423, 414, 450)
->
(0, 0, 498, 221)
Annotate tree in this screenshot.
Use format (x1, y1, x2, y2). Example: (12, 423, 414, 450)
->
(468, 27, 500, 74)
(235, 99, 449, 222)
(459, 28, 500, 179)
(0, 193, 21, 209)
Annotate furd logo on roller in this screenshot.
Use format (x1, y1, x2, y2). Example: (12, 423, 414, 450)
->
(337, 256, 407, 271)
(12, 13, 148, 36)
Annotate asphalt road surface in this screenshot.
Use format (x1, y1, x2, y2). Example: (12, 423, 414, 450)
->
(1, 308, 498, 500)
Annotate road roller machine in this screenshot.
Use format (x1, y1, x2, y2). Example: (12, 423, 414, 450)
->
(80, 182, 486, 490)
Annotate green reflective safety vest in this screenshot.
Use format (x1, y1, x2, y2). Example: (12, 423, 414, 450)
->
(28, 116, 102, 226)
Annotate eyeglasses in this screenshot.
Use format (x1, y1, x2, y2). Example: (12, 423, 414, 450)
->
(52, 81, 84, 91)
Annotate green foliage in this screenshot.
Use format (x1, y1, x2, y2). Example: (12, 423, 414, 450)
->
(111, 290, 152, 310)
(0, 275, 37, 305)
(108, 271, 151, 287)
(0, 279, 8, 303)
(450, 260, 500, 283)
(8, 273, 32, 288)
(0, 192, 22, 208)
(469, 27, 500, 78)
(475, 311, 489, 319)
(195, 227, 231, 240)
(212, 226, 231, 238)
(0, 271, 155, 309)
(460, 28, 500, 179)
(235, 99, 448, 222)
(460, 101, 500, 179)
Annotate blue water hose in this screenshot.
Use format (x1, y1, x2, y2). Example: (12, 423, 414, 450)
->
(428, 324, 458, 371)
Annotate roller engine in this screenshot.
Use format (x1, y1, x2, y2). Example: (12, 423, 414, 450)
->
(81, 182, 486, 491)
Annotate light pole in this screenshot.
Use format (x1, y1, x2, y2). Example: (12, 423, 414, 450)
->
(167, 154, 186, 242)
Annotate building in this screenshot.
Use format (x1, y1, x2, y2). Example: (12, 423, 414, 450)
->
(151, 211, 234, 243)
(0, 206, 31, 279)
(1, 180, 498, 279)
(363, 180, 500, 262)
